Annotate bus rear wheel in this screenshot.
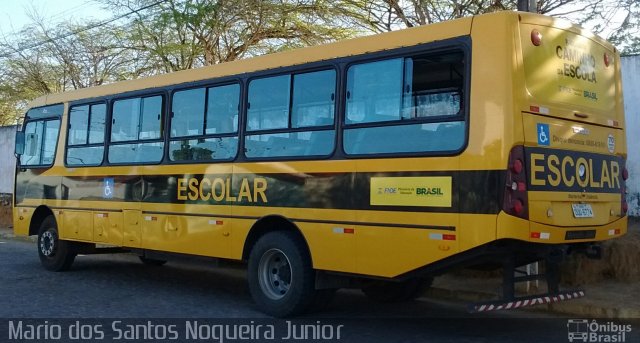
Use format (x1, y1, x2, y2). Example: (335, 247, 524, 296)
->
(37, 215, 76, 272)
(247, 231, 316, 317)
(362, 277, 432, 302)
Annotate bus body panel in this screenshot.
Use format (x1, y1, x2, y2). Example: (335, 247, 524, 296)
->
(522, 113, 625, 227)
(518, 13, 624, 128)
(13, 207, 32, 236)
(123, 210, 142, 247)
(462, 12, 521, 171)
(514, 15, 627, 232)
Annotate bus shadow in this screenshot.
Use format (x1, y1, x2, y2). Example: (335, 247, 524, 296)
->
(65, 252, 475, 319)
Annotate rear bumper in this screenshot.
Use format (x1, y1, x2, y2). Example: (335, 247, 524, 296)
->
(497, 211, 627, 244)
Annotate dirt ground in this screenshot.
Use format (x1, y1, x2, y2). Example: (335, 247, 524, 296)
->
(431, 218, 640, 317)
(562, 217, 640, 284)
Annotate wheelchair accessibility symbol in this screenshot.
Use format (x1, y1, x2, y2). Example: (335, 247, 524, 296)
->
(103, 178, 114, 199)
(537, 123, 550, 146)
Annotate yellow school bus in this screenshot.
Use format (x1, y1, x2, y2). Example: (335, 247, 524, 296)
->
(13, 11, 628, 316)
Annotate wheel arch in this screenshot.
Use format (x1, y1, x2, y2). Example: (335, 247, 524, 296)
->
(241, 215, 312, 263)
(28, 205, 55, 236)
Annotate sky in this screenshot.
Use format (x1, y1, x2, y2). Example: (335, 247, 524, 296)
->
(0, 0, 630, 44)
(0, 0, 108, 37)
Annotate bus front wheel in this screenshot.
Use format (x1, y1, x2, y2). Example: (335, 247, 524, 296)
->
(247, 231, 316, 317)
(37, 215, 76, 272)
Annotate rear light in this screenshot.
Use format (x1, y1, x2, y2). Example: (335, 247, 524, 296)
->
(511, 159, 523, 174)
(513, 199, 524, 215)
(503, 146, 529, 219)
(621, 162, 628, 215)
(531, 29, 542, 46)
(604, 53, 610, 67)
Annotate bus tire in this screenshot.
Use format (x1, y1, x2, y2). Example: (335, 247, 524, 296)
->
(362, 277, 432, 303)
(37, 215, 76, 272)
(139, 256, 167, 266)
(247, 231, 316, 317)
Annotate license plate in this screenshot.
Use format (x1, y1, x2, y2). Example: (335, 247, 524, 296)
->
(572, 204, 594, 218)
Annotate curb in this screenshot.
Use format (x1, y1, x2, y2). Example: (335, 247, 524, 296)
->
(424, 287, 640, 318)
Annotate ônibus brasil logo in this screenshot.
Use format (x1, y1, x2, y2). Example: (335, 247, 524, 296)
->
(567, 319, 632, 342)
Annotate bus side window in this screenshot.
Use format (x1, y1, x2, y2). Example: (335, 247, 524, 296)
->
(140, 96, 162, 140)
(66, 103, 106, 166)
(247, 75, 290, 131)
(171, 88, 205, 138)
(291, 70, 335, 128)
(206, 84, 239, 135)
(108, 95, 164, 164)
(245, 69, 336, 159)
(168, 83, 240, 162)
(346, 58, 403, 124)
(343, 50, 466, 155)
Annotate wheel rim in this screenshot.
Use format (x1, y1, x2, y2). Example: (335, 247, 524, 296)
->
(40, 229, 57, 257)
(258, 248, 292, 300)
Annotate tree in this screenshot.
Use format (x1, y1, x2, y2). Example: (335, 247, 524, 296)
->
(0, 11, 146, 123)
(0, 27, 61, 124)
(552, 0, 640, 55)
(26, 11, 142, 89)
(336, 1, 639, 54)
(102, 0, 357, 71)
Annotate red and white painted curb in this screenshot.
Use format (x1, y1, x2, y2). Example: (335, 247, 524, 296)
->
(470, 290, 585, 313)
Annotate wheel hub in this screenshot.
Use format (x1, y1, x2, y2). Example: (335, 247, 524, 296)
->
(40, 230, 56, 257)
(258, 249, 292, 300)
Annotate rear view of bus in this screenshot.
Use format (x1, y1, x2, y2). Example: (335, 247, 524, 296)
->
(478, 13, 628, 311)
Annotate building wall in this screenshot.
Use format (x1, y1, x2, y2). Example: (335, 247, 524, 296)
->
(622, 55, 640, 216)
(0, 125, 17, 194)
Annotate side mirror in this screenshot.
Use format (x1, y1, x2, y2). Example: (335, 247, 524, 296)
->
(14, 131, 25, 156)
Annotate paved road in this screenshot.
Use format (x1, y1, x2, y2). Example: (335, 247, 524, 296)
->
(1, 238, 636, 342)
